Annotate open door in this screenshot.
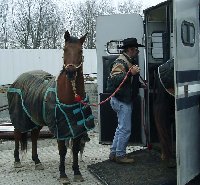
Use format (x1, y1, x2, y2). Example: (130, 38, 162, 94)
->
(173, 0, 200, 184)
(96, 14, 145, 144)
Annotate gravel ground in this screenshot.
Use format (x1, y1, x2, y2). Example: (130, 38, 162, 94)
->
(0, 129, 141, 185)
(0, 130, 109, 185)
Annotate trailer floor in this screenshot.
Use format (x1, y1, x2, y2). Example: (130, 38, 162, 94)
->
(88, 149, 177, 185)
(88, 149, 200, 185)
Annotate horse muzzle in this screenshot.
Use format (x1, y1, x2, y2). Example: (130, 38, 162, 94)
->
(66, 68, 77, 80)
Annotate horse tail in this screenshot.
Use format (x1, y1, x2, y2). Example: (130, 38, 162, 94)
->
(20, 132, 28, 151)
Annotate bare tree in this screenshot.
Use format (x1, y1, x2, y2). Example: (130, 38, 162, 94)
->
(38, 1, 65, 49)
(67, 0, 115, 49)
(0, 0, 145, 49)
(65, 0, 143, 49)
(12, 0, 65, 49)
(0, 0, 9, 48)
(117, 0, 143, 15)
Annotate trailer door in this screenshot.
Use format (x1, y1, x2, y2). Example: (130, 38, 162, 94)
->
(96, 14, 145, 144)
(173, 0, 200, 184)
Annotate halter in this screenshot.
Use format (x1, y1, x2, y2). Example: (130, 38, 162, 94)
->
(62, 43, 84, 71)
(63, 61, 83, 70)
(61, 37, 85, 101)
(62, 58, 84, 102)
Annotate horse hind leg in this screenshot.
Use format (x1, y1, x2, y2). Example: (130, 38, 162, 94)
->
(13, 129, 23, 168)
(154, 104, 176, 168)
(72, 136, 84, 182)
(31, 126, 44, 170)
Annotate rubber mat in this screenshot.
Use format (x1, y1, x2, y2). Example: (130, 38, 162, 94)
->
(88, 149, 200, 185)
(88, 149, 176, 185)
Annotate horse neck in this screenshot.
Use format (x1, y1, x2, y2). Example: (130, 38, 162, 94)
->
(57, 68, 85, 104)
(75, 67, 85, 97)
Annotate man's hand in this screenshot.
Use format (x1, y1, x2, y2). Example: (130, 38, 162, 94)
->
(130, 65, 140, 75)
(140, 83, 147, 89)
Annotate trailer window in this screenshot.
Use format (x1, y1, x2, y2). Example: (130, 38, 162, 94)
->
(151, 32, 163, 59)
(106, 40, 123, 54)
(181, 21, 195, 46)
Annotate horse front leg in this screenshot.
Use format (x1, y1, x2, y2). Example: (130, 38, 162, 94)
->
(14, 129, 22, 168)
(31, 127, 44, 170)
(72, 137, 84, 182)
(57, 140, 69, 183)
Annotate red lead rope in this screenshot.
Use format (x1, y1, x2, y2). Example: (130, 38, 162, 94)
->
(77, 66, 133, 107)
(76, 67, 152, 150)
(77, 66, 148, 107)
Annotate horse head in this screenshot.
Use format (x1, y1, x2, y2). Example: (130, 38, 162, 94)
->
(63, 30, 87, 80)
(57, 31, 88, 104)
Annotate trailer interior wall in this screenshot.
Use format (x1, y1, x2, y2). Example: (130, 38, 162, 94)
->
(144, 0, 173, 143)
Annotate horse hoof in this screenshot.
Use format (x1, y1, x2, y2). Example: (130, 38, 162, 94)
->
(35, 163, 44, 170)
(14, 162, 22, 168)
(73, 175, 84, 182)
(59, 177, 70, 184)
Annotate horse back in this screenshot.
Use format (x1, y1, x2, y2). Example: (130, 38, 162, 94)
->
(7, 70, 55, 131)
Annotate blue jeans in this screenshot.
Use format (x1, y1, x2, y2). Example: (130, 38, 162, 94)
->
(110, 97, 132, 157)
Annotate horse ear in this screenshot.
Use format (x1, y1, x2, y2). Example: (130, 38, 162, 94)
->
(64, 30, 70, 41)
(79, 32, 88, 45)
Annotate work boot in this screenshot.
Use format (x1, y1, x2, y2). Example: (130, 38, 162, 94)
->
(116, 155, 135, 164)
(109, 153, 116, 162)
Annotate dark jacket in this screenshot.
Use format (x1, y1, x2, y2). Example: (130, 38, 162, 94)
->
(108, 53, 141, 103)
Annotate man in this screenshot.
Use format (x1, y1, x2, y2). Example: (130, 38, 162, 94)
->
(108, 37, 145, 164)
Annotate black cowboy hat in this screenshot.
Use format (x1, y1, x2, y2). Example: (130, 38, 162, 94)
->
(118, 38, 145, 49)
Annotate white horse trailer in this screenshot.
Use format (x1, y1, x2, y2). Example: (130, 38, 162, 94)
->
(96, 0, 200, 184)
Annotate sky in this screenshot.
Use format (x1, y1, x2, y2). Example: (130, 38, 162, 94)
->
(112, 0, 166, 8)
(69, 0, 167, 9)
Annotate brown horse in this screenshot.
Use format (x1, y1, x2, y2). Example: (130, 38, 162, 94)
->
(153, 58, 176, 167)
(7, 31, 95, 183)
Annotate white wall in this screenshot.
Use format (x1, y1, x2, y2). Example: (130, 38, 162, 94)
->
(0, 49, 97, 85)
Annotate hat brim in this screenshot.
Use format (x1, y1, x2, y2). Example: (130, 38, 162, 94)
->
(118, 43, 145, 49)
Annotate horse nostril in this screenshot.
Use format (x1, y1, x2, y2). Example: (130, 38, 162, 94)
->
(66, 69, 76, 80)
